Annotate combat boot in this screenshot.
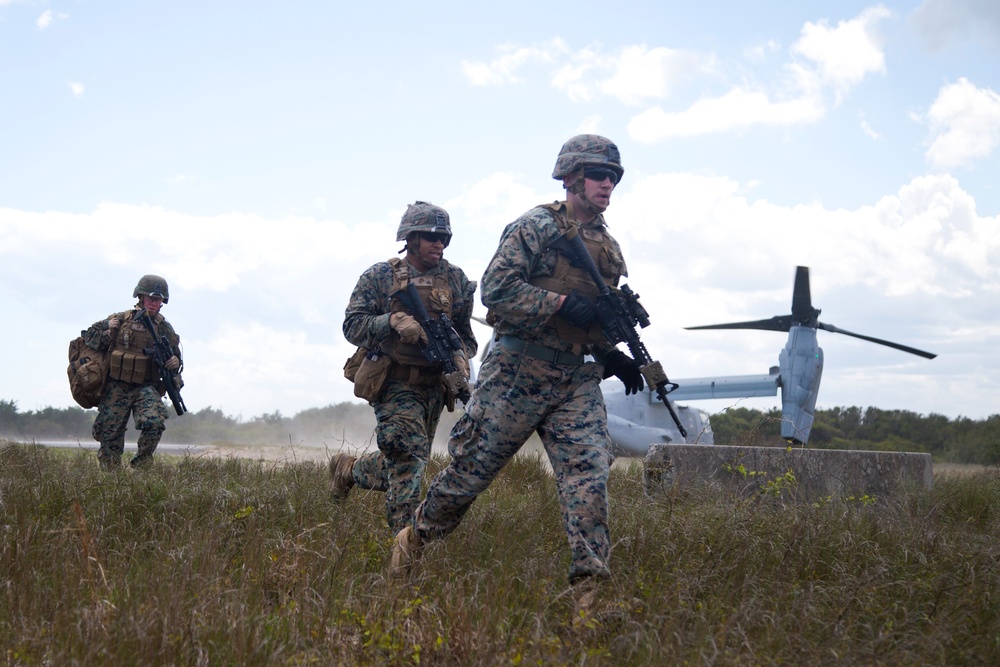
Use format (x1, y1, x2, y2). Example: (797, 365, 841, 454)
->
(97, 452, 121, 471)
(572, 577, 600, 628)
(97, 442, 123, 471)
(571, 575, 626, 630)
(130, 453, 154, 470)
(329, 453, 357, 500)
(390, 525, 422, 575)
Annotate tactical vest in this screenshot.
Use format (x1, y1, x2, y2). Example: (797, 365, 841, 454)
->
(530, 201, 626, 344)
(107, 309, 164, 384)
(380, 257, 454, 368)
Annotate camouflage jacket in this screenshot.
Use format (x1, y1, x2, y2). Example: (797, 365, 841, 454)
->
(482, 201, 627, 355)
(343, 258, 478, 360)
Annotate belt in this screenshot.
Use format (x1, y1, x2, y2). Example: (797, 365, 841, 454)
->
(390, 364, 442, 386)
(498, 335, 584, 366)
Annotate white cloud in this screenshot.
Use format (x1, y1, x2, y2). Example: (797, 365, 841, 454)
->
(552, 45, 710, 106)
(575, 114, 602, 134)
(791, 5, 892, 99)
(860, 116, 882, 140)
(36, 9, 68, 29)
(193, 321, 345, 418)
(627, 7, 890, 142)
(743, 40, 781, 63)
(460, 40, 566, 86)
(613, 171, 999, 302)
(462, 40, 709, 106)
(68, 81, 84, 97)
(924, 78, 1000, 169)
(628, 87, 825, 141)
(463, 8, 889, 143)
(0, 203, 385, 293)
(444, 172, 540, 229)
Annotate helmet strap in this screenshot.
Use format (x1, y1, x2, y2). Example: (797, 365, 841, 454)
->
(565, 172, 605, 221)
(404, 234, 440, 271)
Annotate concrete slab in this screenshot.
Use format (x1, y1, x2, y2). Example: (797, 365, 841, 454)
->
(643, 444, 933, 502)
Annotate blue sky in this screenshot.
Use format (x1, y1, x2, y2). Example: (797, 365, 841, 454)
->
(2, 1, 999, 429)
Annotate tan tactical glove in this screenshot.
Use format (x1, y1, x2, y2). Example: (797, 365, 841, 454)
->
(390, 313, 428, 345)
(453, 351, 470, 379)
(165, 355, 181, 371)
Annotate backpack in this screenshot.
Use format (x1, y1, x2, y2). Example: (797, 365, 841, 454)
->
(67, 334, 110, 409)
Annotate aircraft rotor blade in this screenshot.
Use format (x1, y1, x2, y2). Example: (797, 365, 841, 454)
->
(790, 266, 823, 325)
(791, 266, 813, 320)
(817, 322, 937, 359)
(686, 315, 792, 333)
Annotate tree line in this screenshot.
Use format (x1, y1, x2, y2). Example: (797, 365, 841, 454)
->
(710, 406, 1000, 465)
(2, 398, 997, 465)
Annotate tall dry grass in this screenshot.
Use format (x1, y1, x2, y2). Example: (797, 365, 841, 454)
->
(1, 440, 997, 665)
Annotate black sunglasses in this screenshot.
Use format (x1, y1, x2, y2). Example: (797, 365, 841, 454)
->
(418, 231, 451, 246)
(583, 167, 619, 185)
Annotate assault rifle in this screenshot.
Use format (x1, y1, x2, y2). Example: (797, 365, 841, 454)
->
(551, 229, 687, 438)
(136, 309, 188, 416)
(393, 283, 472, 405)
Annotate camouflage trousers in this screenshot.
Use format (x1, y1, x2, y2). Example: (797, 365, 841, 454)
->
(414, 344, 614, 583)
(92, 379, 168, 469)
(353, 378, 445, 534)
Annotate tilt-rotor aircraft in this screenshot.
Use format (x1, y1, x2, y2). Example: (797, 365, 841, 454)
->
(602, 266, 937, 456)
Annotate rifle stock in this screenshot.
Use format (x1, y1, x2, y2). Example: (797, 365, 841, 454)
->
(552, 230, 687, 438)
(137, 309, 187, 416)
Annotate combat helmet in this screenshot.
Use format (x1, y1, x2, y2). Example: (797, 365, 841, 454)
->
(133, 274, 170, 303)
(551, 134, 624, 183)
(396, 201, 452, 246)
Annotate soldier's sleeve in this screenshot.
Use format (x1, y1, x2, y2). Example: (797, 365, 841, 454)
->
(342, 263, 394, 348)
(593, 231, 627, 357)
(81, 312, 123, 351)
(480, 210, 563, 332)
(159, 319, 182, 363)
(450, 268, 478, 358)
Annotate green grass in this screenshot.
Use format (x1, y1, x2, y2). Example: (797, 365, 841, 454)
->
(1, 441, 998, 665)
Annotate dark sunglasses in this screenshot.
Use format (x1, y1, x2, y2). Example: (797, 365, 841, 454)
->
(583, 167, 619, 185)
(418, 231, 451, 246)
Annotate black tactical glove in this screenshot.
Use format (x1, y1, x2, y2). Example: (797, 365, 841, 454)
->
(557, 290, 596, 329)
(603, 350, 644, 395)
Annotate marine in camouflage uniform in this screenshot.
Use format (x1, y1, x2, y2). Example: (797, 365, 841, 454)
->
(333, 202, 478, 534)
(396, 135, 645, 585)
(84, 274, 183, 470)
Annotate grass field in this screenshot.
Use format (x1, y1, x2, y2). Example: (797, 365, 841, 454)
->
(2, 440, 998, 665)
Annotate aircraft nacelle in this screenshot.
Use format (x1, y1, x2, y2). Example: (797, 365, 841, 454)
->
(601, 380, 714, 456)
(779, 326, 824, 443)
